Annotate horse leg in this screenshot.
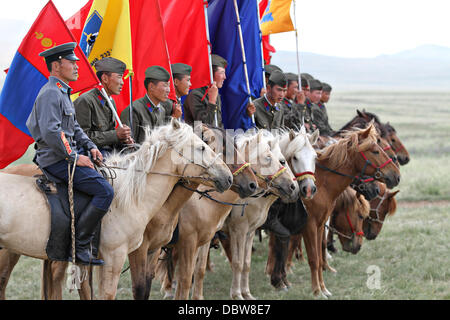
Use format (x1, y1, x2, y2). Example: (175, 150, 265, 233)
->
(302, 221, 323, 297)
(317, 226, 332, 297)
(229, 228, 246, 300)
(322, 230, 337, 273)
(241, 231, 256, 300)
(286, 234, 301, 273)
(144, 248, 161, 299)
(78, 266, 93, 300)
(96, 248, 128, 300)
(174, 242, 197, 300)
(269, 233, 290, 290)
(191, 243, 209, 300)
(159, 248, 177, 299)
(264, 232, 276, 276)
(128, 244, 149, 300)
(0, 250, 21, 300)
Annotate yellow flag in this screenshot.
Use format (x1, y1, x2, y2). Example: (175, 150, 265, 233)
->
(80, 0, 133, 74)
(260, 0, 295, 36)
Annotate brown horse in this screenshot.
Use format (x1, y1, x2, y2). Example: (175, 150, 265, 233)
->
(336, 109, 410, 165)
(363, 182, 399, 240)
(268, 124, 400, 297)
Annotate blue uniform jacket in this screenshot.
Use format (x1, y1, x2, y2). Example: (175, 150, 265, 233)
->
(26, 76, 97, 168)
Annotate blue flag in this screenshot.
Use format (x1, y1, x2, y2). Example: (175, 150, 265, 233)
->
(208, 0, 264, 130)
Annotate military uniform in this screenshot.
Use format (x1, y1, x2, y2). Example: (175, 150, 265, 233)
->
(74, 88, 121, 153)
(120, 65, 170, 144)
(183, 55, 227, 128)
(254, 95, 284, 130)
(26, 43, 114, 265)
(312, 102, 334, 136)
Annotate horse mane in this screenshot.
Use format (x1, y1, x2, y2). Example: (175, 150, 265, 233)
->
(105, 121, 194, 211)
(317, 125, 378, 170)
(337, 110, 388, 138)
(335, 188, 370, 218)
(278, 129, 309, 160)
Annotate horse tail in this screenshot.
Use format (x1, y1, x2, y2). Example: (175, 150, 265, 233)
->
(155, 247, 175, 289)
(41, 260, 50, 300)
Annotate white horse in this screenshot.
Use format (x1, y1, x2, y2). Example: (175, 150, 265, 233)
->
(157, 129, 300, 300)
(220, 127, 319, 300)
(0, 119, 232, 299)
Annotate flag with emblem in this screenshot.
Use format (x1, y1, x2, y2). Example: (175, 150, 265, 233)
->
(260, 0, 294, 36)
(0, 0, 98, 169)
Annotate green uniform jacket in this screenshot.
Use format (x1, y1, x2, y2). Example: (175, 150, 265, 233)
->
(311, 102, 334, 136)
(120, 95, 167, 144)
(74, 88, 120, 149)
(183, 86, 223, 128)
(280, 97, 309, 130)
(160, 99, 175, 123)
(253, 95, 284, 130)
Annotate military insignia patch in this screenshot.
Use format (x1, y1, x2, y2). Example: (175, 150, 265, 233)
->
(60, 131, 72, 155)
(147, 103, 153, 113)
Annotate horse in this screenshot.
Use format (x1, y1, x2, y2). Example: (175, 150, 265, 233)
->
(336, 109, 410, 165)
(266, 124, 400, 298)
(156, 129, 300, 300)
(363, 182, 399, 240)
(217, 126, 319, 300)
(0, 119, 233, 300)
(125, 125, 257, 300)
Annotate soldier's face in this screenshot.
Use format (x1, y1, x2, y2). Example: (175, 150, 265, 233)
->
(286, 81, 299, 100)
(149, 81, 170, 103)
(54, 59, 78, 83)
(174, 75, 191, 97)
(310, 90, 322, 104)
(321, 91, 331, 103)
(213, 67, 226, 88)
(268, 84, 286, 103)
(103, 72, 124, 96)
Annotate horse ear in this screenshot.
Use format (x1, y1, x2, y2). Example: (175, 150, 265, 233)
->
(171, 117, 181, 130)
(359, 124, 373, 140)
(388, 190, 400, 198)
(289, 129, 296, 141)
(309, 129, 320, 145)
(357, 109, 364, 117)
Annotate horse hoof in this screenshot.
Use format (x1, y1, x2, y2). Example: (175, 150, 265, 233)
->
(163, 292, 174, 300)
(242, 292, 256, 300)
(322, 288, 332, 297)
(328, 266, 337, 274)
(231, 294, 245, 300)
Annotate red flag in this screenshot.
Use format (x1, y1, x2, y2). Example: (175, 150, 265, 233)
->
(259, 0, 276, 64)
(160, 0, 210, 90)
(113, 0, 176, 115)
(65, 0, 93, 43)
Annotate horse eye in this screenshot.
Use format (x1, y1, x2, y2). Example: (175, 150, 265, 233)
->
(391, 139, 396, 143)
(293, 156, 298, 161)
(372, 150, 379, 155)
(280, 160, 286, 166)
(358, 214, 364, 220)
(199, 145, 205, 152)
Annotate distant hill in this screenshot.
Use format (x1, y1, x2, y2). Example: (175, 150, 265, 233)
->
(271, 45, 450, 90)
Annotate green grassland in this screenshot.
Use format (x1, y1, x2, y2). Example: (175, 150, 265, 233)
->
(2, 90, 450, 300)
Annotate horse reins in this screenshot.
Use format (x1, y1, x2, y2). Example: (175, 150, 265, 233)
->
(367, 192, 388, 224)
(326, 210, 364, 240)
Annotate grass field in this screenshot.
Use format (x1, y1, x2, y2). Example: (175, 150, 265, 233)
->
(3, 90, 450, 300)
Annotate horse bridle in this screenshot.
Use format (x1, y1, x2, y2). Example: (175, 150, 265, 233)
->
(367, 192, 388, 224)
(327, 210, 364, 240)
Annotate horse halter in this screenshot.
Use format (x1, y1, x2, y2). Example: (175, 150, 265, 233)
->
(359, 151, 393, 180)
(294, 171, 316, 182)
(231, 162, 251, 177)
(367, 192, 388, 224)
(254, 166, 287, 188)
(327, 210, 364, 240)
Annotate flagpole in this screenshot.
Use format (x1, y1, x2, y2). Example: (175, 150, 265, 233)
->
(128, 75, 133, 135)
(256, 0, 266, 91)
(293, 0, 302, 93)
(232, 0, 255, 125)
(203, 1, 218, 127)
(99, 85, 123, 127)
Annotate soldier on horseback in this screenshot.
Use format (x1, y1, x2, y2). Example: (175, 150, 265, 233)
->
(26, 42, 114, 266)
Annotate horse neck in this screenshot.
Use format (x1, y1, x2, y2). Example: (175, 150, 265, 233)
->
(162, 182, 200, 219)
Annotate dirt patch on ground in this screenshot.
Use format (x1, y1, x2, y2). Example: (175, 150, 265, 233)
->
(398, 200, 450, 208)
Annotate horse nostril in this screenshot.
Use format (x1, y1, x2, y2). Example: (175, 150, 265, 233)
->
(302, 186, 308, 195)
(312, 186, 317, 194)
(227, 176, 233, 186)
(290, 183, 296, 191)
(249, 182, 257, 191)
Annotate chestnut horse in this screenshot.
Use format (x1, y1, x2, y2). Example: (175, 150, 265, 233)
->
(156, 129, 299, 300)
(267, 124, 400, 297)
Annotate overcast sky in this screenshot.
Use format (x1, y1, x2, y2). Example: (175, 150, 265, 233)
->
(1, 0, 449, 72)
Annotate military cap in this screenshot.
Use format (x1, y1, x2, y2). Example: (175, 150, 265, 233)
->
(171, 63, 192, 76)
(300, 75, 310, 88)
(39, 42, 79, 63)
(265, 64, 282, 76)
(268, 70, 287, 88)
(94, 57, 126, 74)
(301, 73, 314, 81)
(211, 54, 227, 69)
(321, 82, 332, 92)
(309, 79, 323, 91)
(145, 65, 171, 81)
(285, 72, 299, 83)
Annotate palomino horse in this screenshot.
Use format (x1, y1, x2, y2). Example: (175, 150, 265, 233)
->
(363, 182, 399, 240)
(268, 124, 400, 298)
(0, 119, 233, 299)
(125, 125, 257, 300)
(218, 127, 319, 300)
(156, 129, 299, 300)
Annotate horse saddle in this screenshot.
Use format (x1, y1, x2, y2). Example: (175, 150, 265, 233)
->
(35, 173, 101, 261)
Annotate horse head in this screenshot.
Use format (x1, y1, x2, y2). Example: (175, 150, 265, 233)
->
(363, 182, 399, 240)
(279, 127, 318, 200)
(197, 124, 257, 198)
(236, 129, 299, 203)
(384, 122, 410, 165)
(332, 188, 370, 254)
(166, 118, 233, 193)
